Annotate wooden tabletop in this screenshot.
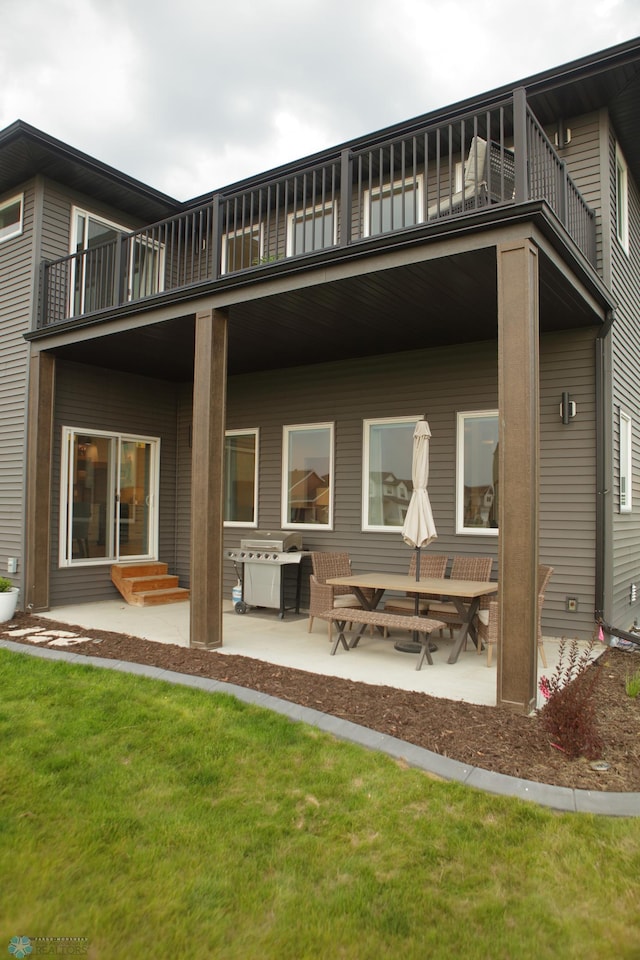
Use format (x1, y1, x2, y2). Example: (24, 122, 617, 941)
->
(326, 573, 497, 598)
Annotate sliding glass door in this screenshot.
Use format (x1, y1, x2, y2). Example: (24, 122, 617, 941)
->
(61, 428, 159, 565)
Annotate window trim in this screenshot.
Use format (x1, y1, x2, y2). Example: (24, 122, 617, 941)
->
(281, 422, 334, 530)
(221, 223, 264, 274)
(620, 410, 632, 514)
(224, 428, 259, 528)
(615, 144, 629, 253)
(362, 415, 421, 533)
(363, 174, 424, 237)
(0, 193, 24, 243)
(456, 409, 499, 536)
(286, 200, 337, 256)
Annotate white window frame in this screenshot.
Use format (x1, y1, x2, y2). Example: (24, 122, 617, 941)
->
(281, 422, 334, 530)
(620, 410, 632, 513)
(363, 175, 424, 237)
(362, 416, 421, 532)
(615, 144, 629, 253)
(0, 193, 24, 243)
(456, 409, 499, 536)
(59, 426, 160, 567)
(221, 223, 264, 274)
(286, 200, 337, 256)
(224, 428, 259, 527)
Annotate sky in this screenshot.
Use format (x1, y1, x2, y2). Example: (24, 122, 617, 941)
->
(1, 0, 639, 201)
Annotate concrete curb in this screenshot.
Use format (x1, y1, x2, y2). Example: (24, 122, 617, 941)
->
(2, 638, 638, 817)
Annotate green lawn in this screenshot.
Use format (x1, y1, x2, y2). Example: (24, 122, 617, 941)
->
(1, 648, 639, 959)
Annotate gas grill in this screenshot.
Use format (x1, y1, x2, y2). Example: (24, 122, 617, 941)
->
(227, 531, 308, 618)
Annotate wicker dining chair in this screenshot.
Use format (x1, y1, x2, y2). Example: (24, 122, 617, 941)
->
(426, 555, 494, 641)
(308, 552, 364, 640)
(383, 554, 448, 615)
(479, 564, 554, 666)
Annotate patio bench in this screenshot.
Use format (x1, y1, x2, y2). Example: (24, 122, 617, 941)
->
(321, 608, 446, 668)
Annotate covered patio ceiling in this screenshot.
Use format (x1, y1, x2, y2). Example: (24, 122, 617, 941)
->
(47, 242, 604, 383)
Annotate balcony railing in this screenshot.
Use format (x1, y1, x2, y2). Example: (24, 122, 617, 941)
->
(39, 92, 597, 329)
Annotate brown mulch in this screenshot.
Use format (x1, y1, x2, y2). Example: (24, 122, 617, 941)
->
(2, 612, 639, 793)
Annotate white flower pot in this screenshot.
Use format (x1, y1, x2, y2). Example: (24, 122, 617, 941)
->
(0, 587, 19, 623)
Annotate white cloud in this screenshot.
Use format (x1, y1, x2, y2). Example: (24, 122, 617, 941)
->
(0, 0, 638, 199)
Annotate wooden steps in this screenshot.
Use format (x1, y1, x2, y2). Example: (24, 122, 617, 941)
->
(111, 562, 190, 607)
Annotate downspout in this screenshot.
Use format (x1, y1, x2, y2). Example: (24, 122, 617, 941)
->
(594, 308, 616, 622)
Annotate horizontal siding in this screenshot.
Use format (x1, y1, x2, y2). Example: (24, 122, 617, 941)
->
(174, 330, 597, 638)
(0, 183, 35, 584)
(50, 361, 179, 605)
(608, 125, 640, 629)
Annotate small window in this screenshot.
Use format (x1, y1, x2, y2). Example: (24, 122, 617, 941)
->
(615, 145, 629, 253)
(282, 423, 334, 529)
(363, 417, 420, 531)
(364, 176, 423, 236)
(221, 224, 263, 273)
(456, 411, 499, 535)
(620, 411, 632, 513)
(286, 202, 336, 256)
(0, 194, 23, 243)
(224, 429, 259, 526)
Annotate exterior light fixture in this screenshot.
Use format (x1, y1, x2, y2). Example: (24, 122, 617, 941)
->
(560, 391, 577, 424)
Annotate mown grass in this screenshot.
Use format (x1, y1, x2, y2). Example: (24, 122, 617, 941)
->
(1, 648, 639, 959)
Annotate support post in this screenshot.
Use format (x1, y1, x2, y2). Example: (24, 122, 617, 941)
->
(496, 238, 540, 713)
(190, 308, 228, 648)
(24, 350, 55, 613)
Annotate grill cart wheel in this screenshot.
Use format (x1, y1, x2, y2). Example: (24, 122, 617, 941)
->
(234, 601, 248, 614)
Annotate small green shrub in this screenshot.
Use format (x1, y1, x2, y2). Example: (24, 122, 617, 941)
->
(0, 576, 13, 592)
(625, 667, 640, 699)
(538, 637, 602, 759)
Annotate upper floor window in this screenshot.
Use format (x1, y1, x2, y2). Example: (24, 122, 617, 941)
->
(615, 145, 629, 253)
(456, 410, 499, 535)
(224, 429, 259, 526)
(71, 208, 164, 314)
(0, 194, 23, 243)
(363, 417, 419, 531)
(364, 176, 423, 237)
(287, 202, 336, 256)
(282, 423, 334, 529)
(620, 410, 632, 514)
(221, 224, 263, 274)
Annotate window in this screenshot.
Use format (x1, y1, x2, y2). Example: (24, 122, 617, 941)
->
(60, 427, 159, 565)
(456, 411, 499, 534)
(287, 202, 336, 256)
(615, 145, 629, 253)
(364, 176, 423, 236)
(363, 417, 419, 531)
(282, 423, 333, 528)
(224, 429, 259, 526)
(0, 193, 23, 243)
(620, 411, 632, 513)
(221, 224, 263, 273)
(71, 207, 165, 314)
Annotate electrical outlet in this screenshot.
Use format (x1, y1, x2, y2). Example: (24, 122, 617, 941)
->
(566, 597, 578, 613)
(7, 557, 17, 574)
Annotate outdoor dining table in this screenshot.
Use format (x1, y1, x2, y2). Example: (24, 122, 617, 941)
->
(326, 573, 498, 664)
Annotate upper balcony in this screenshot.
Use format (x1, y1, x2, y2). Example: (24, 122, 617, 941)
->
(39, 90, 597, 330)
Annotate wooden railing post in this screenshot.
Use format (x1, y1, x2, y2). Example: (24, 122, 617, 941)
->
(559, 160, 569, 229)
(340, 149, 352, 246)
(210, 194, 222, 281)
(513, 87, 529, 204)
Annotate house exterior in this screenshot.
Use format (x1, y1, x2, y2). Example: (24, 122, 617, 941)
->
(1, 38, 639, 714)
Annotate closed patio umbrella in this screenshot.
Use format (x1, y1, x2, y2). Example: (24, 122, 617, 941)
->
(397, 418, 438, 653)
(402, 418, 437, 578)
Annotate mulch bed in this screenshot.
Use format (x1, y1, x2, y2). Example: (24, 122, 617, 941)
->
(2, 612, 639, 793)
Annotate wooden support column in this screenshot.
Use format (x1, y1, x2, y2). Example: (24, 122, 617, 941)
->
(190, 308, 228, 649)
(496, 239, 540, 713)
(24, 350, 55, 613)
